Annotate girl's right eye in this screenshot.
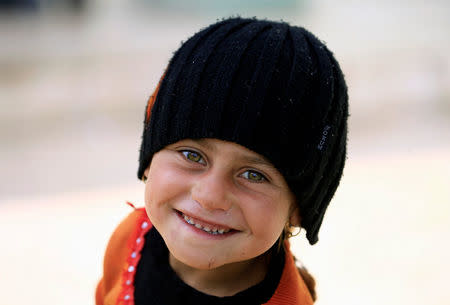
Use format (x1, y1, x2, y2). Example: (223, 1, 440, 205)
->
(180, 150, 206, 165)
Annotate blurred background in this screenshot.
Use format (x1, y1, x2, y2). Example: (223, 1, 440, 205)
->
(0, 0, 449, 304)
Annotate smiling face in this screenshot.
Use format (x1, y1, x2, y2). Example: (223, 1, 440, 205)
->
(143, 138, 299, 272)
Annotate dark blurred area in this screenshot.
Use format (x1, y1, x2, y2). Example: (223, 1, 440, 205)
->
(0, 0, 301, 14)
(0, 0, 85, 12)
(0, 0, 39, 11)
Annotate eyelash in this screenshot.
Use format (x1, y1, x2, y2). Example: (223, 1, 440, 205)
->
(179, 150, 268, 183)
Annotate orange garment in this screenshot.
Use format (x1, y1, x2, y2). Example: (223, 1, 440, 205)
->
(96, 208, 314, 305)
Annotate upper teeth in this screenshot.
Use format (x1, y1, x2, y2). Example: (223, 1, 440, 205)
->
(183, 214, 230, 235)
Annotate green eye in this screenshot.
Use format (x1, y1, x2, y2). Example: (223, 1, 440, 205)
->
(242, 170, 266, 182)
(182, 150, 203, 163)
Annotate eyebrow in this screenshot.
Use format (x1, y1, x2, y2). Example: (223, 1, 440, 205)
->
(195, 138, 216, 151)
(240, 155, 275, 169)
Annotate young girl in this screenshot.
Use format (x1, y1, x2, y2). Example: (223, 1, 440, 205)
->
(96, 17, 348, 305)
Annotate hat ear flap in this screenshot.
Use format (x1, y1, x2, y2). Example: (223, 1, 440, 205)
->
(145, 72, 165, 123)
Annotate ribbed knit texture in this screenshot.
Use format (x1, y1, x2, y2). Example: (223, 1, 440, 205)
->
(138, 17, 349, 245)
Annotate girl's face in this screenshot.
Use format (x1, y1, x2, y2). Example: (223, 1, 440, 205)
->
(144, 138, 298, 271)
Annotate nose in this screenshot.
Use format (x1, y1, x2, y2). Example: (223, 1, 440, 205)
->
(191, 171, 234, 211)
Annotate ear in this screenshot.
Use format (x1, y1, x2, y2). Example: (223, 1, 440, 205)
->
(289, 207, 302, 227)
(143, 166, 150, 182)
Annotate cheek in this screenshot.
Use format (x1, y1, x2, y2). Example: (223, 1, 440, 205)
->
(144, 164, 190, 210)
(243, 196, 289, 241)
(144, 168, 179, 230)
(249, 188, 293, 242)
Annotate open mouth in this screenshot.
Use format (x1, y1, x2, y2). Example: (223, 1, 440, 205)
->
(176, 210, 236, 236)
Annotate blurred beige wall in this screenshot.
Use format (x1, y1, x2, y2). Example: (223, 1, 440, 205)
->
(1, 1, 449, 304)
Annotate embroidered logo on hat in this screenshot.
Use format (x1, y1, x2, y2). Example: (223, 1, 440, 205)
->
(317, 125, 331, 151)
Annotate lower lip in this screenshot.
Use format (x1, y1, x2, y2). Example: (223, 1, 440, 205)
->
(174, 210, 237, 240)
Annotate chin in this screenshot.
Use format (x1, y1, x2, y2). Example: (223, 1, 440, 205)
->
(170, 248, 226, 270)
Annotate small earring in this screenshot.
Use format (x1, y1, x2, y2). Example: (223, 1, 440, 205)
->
(285, 222, 301, 238)
(142, 175, 147, 183)
(289, 226, 301, 237)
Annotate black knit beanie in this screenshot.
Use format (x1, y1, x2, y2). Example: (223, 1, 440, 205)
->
(138, 17, 348, 245)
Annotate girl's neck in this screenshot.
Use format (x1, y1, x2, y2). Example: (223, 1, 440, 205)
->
(169, 252, 271, 297)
